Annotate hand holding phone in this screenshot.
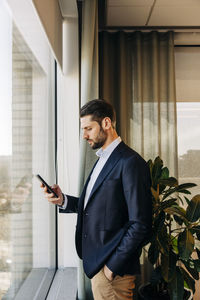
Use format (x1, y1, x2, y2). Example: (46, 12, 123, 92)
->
(36, 174, 64, 206)
(36, 174, 58, 198)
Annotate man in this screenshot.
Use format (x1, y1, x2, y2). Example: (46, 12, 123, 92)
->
(42, 99, 152, 300)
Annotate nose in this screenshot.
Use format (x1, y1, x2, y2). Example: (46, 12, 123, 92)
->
(83, 130, 88, 140)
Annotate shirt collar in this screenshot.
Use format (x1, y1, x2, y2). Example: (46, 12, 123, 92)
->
(96, 137, 122, 158)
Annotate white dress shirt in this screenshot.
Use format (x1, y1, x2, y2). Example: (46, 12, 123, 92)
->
(60, 137, 122, 210)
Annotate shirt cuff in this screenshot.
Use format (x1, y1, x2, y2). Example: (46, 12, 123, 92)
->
(59, 194, 68, 209)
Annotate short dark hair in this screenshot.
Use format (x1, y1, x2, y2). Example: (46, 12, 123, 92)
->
(80, 99, 116, 127)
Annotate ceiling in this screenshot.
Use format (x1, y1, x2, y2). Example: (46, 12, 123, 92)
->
(106, 0, 200, 28)
(58, 0, 200, 30)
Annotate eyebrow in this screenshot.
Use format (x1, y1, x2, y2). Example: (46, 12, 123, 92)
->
(81, 125, 91, 130)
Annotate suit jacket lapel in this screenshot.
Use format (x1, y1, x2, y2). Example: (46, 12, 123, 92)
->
(85, 142, 126, 208)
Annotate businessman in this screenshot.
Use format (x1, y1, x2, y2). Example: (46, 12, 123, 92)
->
(42, 99, 152, 300)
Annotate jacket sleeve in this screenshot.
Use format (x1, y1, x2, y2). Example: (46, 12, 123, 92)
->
(106, 155, 152, 275)
(59, 195, 79, 214)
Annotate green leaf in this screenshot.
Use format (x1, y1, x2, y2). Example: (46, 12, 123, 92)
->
(163, 183, 196, 200)
(161, 251, 177, 282)
(152, 157, 163, 188)
(193, 259, 200, 272)
(168, 267, 184, 300)
(184, 280, 189, 290)
(181, 260, 199, 280)
(154, 211, 165, 231)
(177, 195, 184, 206)
(180, 267, 195, 293)
(159, 177, 178, 187)
(147, 159, 153, 167)
(160, 198, 177, 210)
(171, 237, 178, 254)
(164, 206, 187, 223)
(184, 196, 190, 206)
(163, 188, 177, 200)
(190, 225, 200, 239)
(177, 183, 197, 190)
(178, 230, 194, 260)
(196, 229, 200, 240)
(186, 194, 200, 222)
(148, 240, 159, 265)
(147, 159, 153, 166)
(174, 215, 183, 226)
(157, 226, 169, 255)
(160, 167, 169, 179)
(179, 189, 191, 195)
(196, 248, 200, 259)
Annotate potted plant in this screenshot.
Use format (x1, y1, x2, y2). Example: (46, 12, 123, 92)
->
(138, 157, 200, 300)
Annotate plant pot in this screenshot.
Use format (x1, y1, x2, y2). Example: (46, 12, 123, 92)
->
(138, 283, 191, 300)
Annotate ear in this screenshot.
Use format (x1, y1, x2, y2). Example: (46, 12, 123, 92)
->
(101, 117, 112, 130)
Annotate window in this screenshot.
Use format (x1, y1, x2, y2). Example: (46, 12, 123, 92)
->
(175, 47, 200, 197)
(0, 1, 56, 298)
(177, 102, 200, 195)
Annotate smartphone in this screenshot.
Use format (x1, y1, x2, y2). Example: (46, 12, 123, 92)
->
(36, 174, 58, 198)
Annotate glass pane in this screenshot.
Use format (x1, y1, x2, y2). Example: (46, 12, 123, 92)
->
(0, 1, 56, 298)
(177, 102, 200, 300)
(177, 102, 200, 196)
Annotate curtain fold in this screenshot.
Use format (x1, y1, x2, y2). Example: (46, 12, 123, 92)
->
(99, 30, 178, 177)
(78, 0, 98, 299)
(99, 31, 178, 284)
(99, 31, 132, 145)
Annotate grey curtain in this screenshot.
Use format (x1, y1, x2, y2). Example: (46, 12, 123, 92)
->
(99, 31, 178, 177)
(99, 31, 178, 284)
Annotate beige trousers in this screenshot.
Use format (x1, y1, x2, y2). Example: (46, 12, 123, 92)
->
(91, 268, 136, 300)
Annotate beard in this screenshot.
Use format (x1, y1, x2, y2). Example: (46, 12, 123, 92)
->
(88, 127, 107, 149)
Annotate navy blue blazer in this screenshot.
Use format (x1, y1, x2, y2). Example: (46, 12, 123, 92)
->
(60, 141, 152, 279)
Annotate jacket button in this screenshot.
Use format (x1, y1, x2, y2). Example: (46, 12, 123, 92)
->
(84, 234, 87, 238)
(85, 212, 89, 216)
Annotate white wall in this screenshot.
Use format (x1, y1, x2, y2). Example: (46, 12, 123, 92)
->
(57, 17, 80, 267)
